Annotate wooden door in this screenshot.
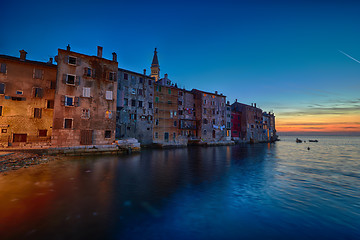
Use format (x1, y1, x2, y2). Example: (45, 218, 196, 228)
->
(80, 130, 93, 145)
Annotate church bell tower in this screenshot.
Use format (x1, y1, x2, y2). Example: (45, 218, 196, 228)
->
(150, 48, 160, 82)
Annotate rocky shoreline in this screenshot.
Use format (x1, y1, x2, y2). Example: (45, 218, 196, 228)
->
(0, 152, 57, 174)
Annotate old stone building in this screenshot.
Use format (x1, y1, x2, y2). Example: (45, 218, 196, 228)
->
(51, 46, 118, 146)
(192, 89, 227, 143)
(178, 90, 197, 142)
(0, 50, 56, 146)
(231, 101, 264, 142)
(116, 68, 154, 145)
(225, 101, 232, 141)
(153, 82, 186, 146)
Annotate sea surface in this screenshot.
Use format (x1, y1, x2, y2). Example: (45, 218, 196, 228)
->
(0, 136, 360, 240)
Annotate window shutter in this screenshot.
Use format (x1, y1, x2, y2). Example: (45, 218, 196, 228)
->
(75, 97, 80, 107)
(84, 67, 87, 76)
(60, 95, 65, 106)
(39, 88, 44, 98)
(76, 76, 81, 86)
(103, 71, 107, 79)
(62, 74, 67, 84)
(92, 69, 96, 78)
(77, 58, 81, 66)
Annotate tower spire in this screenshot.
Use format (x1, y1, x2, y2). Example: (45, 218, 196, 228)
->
(150, 48, 160, 81)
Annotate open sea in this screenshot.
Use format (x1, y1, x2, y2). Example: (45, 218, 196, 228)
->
(0, 135, 360, 239)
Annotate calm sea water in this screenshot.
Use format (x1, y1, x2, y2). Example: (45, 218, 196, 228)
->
(1, 136, 360, 240)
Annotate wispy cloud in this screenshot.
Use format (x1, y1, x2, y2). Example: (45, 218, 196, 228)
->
(339, 50, 360, 64)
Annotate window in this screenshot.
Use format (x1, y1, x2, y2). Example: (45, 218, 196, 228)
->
(124, 98, 128, 106)
(178, 101, 182, 105)
(138, 101, 143, 108)
(155, 119, 159, 125)
(65, 96, 74, 106)
(148, 102, 152, 109)
(131, 88, 136, 94)
(174, 121, 177, 127)
(34, 87, 43, 98)
(148, 79, 152, 85)
(2, 129, 7, 133)
(34, 69, 43, 79)
(168, 89, 171, 94)
(204, 108, 207, 114)
(0, 83, 5, 94)
(105, 91, 113, 100)
(138, 89, 143, 96)
(63, 119, 72, 129)
(66, 74, 75, 85)
(155, 108, 158, 113)
(109, 72, 116, 81)
(179, 110, 183, 115)
(0, 63, 6, 74)
(124, 73, 128, 80)
(68, 56, 77, 65)
(139, 77, 143, 83)
(16, 90, 23, 95)
(170, 111, 173, 118)
(105, 130, 111, 139)
(38, 129, 47, 137)
(83, 87, 91, 97)
(130, 114, 137, 120)
(167, 100, 172, 104)
(34, 108, 42, 118)
(155, 132, 158, 138)
(0, 106, 2, 116)
(212, 119, 216, 124)
(50, 81, 56, 89)
(203, 119, 208, 124)
(46, 100, 54, 109)
(81, 109, 90, 119)
(155, 97, 159, 103)
(179, 91, 183, 96)
(204, 100, 207, 104)
(131, 99, 136, 107)
(204, 130, 207, 135)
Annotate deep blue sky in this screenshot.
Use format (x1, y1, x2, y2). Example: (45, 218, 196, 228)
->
(1, 0, 360, 133)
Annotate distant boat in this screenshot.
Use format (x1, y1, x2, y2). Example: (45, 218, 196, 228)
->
(296, 138, 302, 143)
(309, 140, 318, 142)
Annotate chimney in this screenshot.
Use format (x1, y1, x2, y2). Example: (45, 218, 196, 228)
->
(254, 103, 257, 108)
(143, 69, 147, 75)
(251, 103, 253, 107)
(19, 50, 27, 61)
(215, 91, 218, 95)
(227, 101, 230, 105)
(164, 73, 168, 79)
(48, 57, 53, 64)
(66, 44, 71, 51)
(112, 52, 117, 62)
(235, 99, 238, 102)
(97, 46, 103, 58)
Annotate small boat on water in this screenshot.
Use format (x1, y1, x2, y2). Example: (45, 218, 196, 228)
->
(296, 138, 302, 143)
(309, 140, 318, 142)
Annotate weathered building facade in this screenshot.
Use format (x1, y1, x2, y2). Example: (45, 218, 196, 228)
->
(231, 101, 264, 142)
(192, 89, 227, 143)
(51, 46, 118, 146)
(153, 82, 186, 146)
(0, 51, 56, 146)
(178, 89, 197, 142)
(116, 68, 154, 145)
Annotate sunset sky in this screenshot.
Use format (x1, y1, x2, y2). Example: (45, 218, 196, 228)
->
(1, 0, 359, 135)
